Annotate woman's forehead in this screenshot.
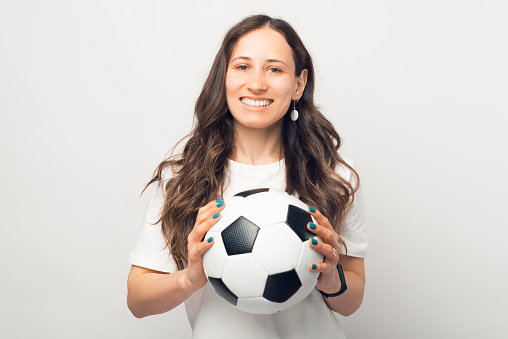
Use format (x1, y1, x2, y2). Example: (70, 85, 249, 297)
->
(230, 28, 294, 67)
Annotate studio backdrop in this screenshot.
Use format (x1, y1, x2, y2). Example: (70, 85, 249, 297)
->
(0, 1, 506, 338)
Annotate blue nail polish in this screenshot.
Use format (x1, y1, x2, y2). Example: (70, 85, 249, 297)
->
(207, 237, 213, 243)
(216, 198, 224, 202)
(308, 206, 316, 213)
(309, 222, 317, 230)
(212, 212, 220, 219)
(311, 238, 318, 246)
(216, 201, 224, 208)
(312, 264, 317, 270)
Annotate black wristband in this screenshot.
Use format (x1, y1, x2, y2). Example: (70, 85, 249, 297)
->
(318, 264, 347, 298)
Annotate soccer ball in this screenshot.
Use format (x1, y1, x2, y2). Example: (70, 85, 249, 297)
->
(203, 188, 324, 314)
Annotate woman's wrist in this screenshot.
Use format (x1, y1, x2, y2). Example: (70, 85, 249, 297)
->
(318, 264, 348, 298)
(177, 268, 207, 295)
(177, 269, 197, 293)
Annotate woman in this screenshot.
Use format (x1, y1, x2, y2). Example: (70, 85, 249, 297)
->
(127, 14, 367, 338)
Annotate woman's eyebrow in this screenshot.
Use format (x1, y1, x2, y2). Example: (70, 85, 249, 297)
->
(266, 59, 288, 67)
(230, 56, 288, 67)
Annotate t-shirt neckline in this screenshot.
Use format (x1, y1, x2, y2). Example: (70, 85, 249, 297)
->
(228, 158, 285, 174)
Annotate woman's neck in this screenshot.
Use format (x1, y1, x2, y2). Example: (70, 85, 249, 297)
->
(230, 122, 284, 166)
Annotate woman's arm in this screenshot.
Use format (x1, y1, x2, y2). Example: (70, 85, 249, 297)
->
(307, 208, 366, 316)
(127, 266, 198, 318)
(320, 256, 365, 316)
(127, 199, 226, 318)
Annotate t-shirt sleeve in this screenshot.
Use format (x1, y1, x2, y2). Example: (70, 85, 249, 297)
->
(336, 156, 368, 258)
(128, 180, 178, 273)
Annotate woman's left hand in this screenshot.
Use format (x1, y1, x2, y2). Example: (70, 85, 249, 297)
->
(307, 207, 343, 295)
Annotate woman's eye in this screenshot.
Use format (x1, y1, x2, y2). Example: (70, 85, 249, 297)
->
(268, 67, 282, 73)
(236, 65, 248, 71)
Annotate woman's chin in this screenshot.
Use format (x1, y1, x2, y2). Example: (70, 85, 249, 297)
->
(232, 118, 284, 132)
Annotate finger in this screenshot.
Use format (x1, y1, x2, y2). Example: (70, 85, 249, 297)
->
(190, 200, 226, 243)
(194, 199, 225, 226)
(308, 261, 336, 273)
(307, 206, 333, 231)
(309, 237, 340, 262)
(195, 199, 225, 225)
(196, 212, 223, 242)
(188, 235, 215, 262)
(307, 222, 337, 246)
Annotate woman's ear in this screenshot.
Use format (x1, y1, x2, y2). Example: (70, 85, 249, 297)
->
(293, 69, 308, 100)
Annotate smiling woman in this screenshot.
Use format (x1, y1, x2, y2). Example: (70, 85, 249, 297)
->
(127, 14, 367, 339)
(226, 28, 308, 141)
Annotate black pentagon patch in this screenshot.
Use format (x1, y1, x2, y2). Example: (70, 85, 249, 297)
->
(208, 277, 238, 306)
(234, 188, 270, 198)
(263, 269, 302, 303)
(221, 216, 260, 255)
(286, 205, 314, 241)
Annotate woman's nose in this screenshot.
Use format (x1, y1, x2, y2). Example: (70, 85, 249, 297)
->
(247, 69, 267, 92)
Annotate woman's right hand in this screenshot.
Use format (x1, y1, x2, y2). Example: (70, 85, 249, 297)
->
(182, 199, 225, 292)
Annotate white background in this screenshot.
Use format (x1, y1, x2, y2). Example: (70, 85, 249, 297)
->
(1, 1, 507, 338)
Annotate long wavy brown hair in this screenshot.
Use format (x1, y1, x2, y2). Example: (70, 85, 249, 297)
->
(144, 14, 359, 270)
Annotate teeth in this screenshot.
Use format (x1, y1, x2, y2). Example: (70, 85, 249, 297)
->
(241, 98, 272, 107)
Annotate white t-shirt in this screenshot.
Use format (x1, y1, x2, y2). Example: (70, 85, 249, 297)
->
(129, 157, 367, 339)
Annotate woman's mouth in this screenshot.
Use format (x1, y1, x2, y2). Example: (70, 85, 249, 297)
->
(240, 98, 273, 107)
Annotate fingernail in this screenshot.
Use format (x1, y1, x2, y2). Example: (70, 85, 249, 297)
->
(308, 206, 316, 213)
(311, 238, 318, 246)
(309, 222, 316, 230)
(207, 237, 213, 243)
(216, 198, 224, 202)
(212, 212, 220, 219)
(216, 201, 224, 208)
(312, 264, 317, 270)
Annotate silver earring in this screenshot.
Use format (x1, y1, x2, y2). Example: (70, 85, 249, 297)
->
(291, 100, 299, 121)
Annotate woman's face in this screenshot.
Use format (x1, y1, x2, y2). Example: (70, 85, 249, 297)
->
(225, 28, 307, 132)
